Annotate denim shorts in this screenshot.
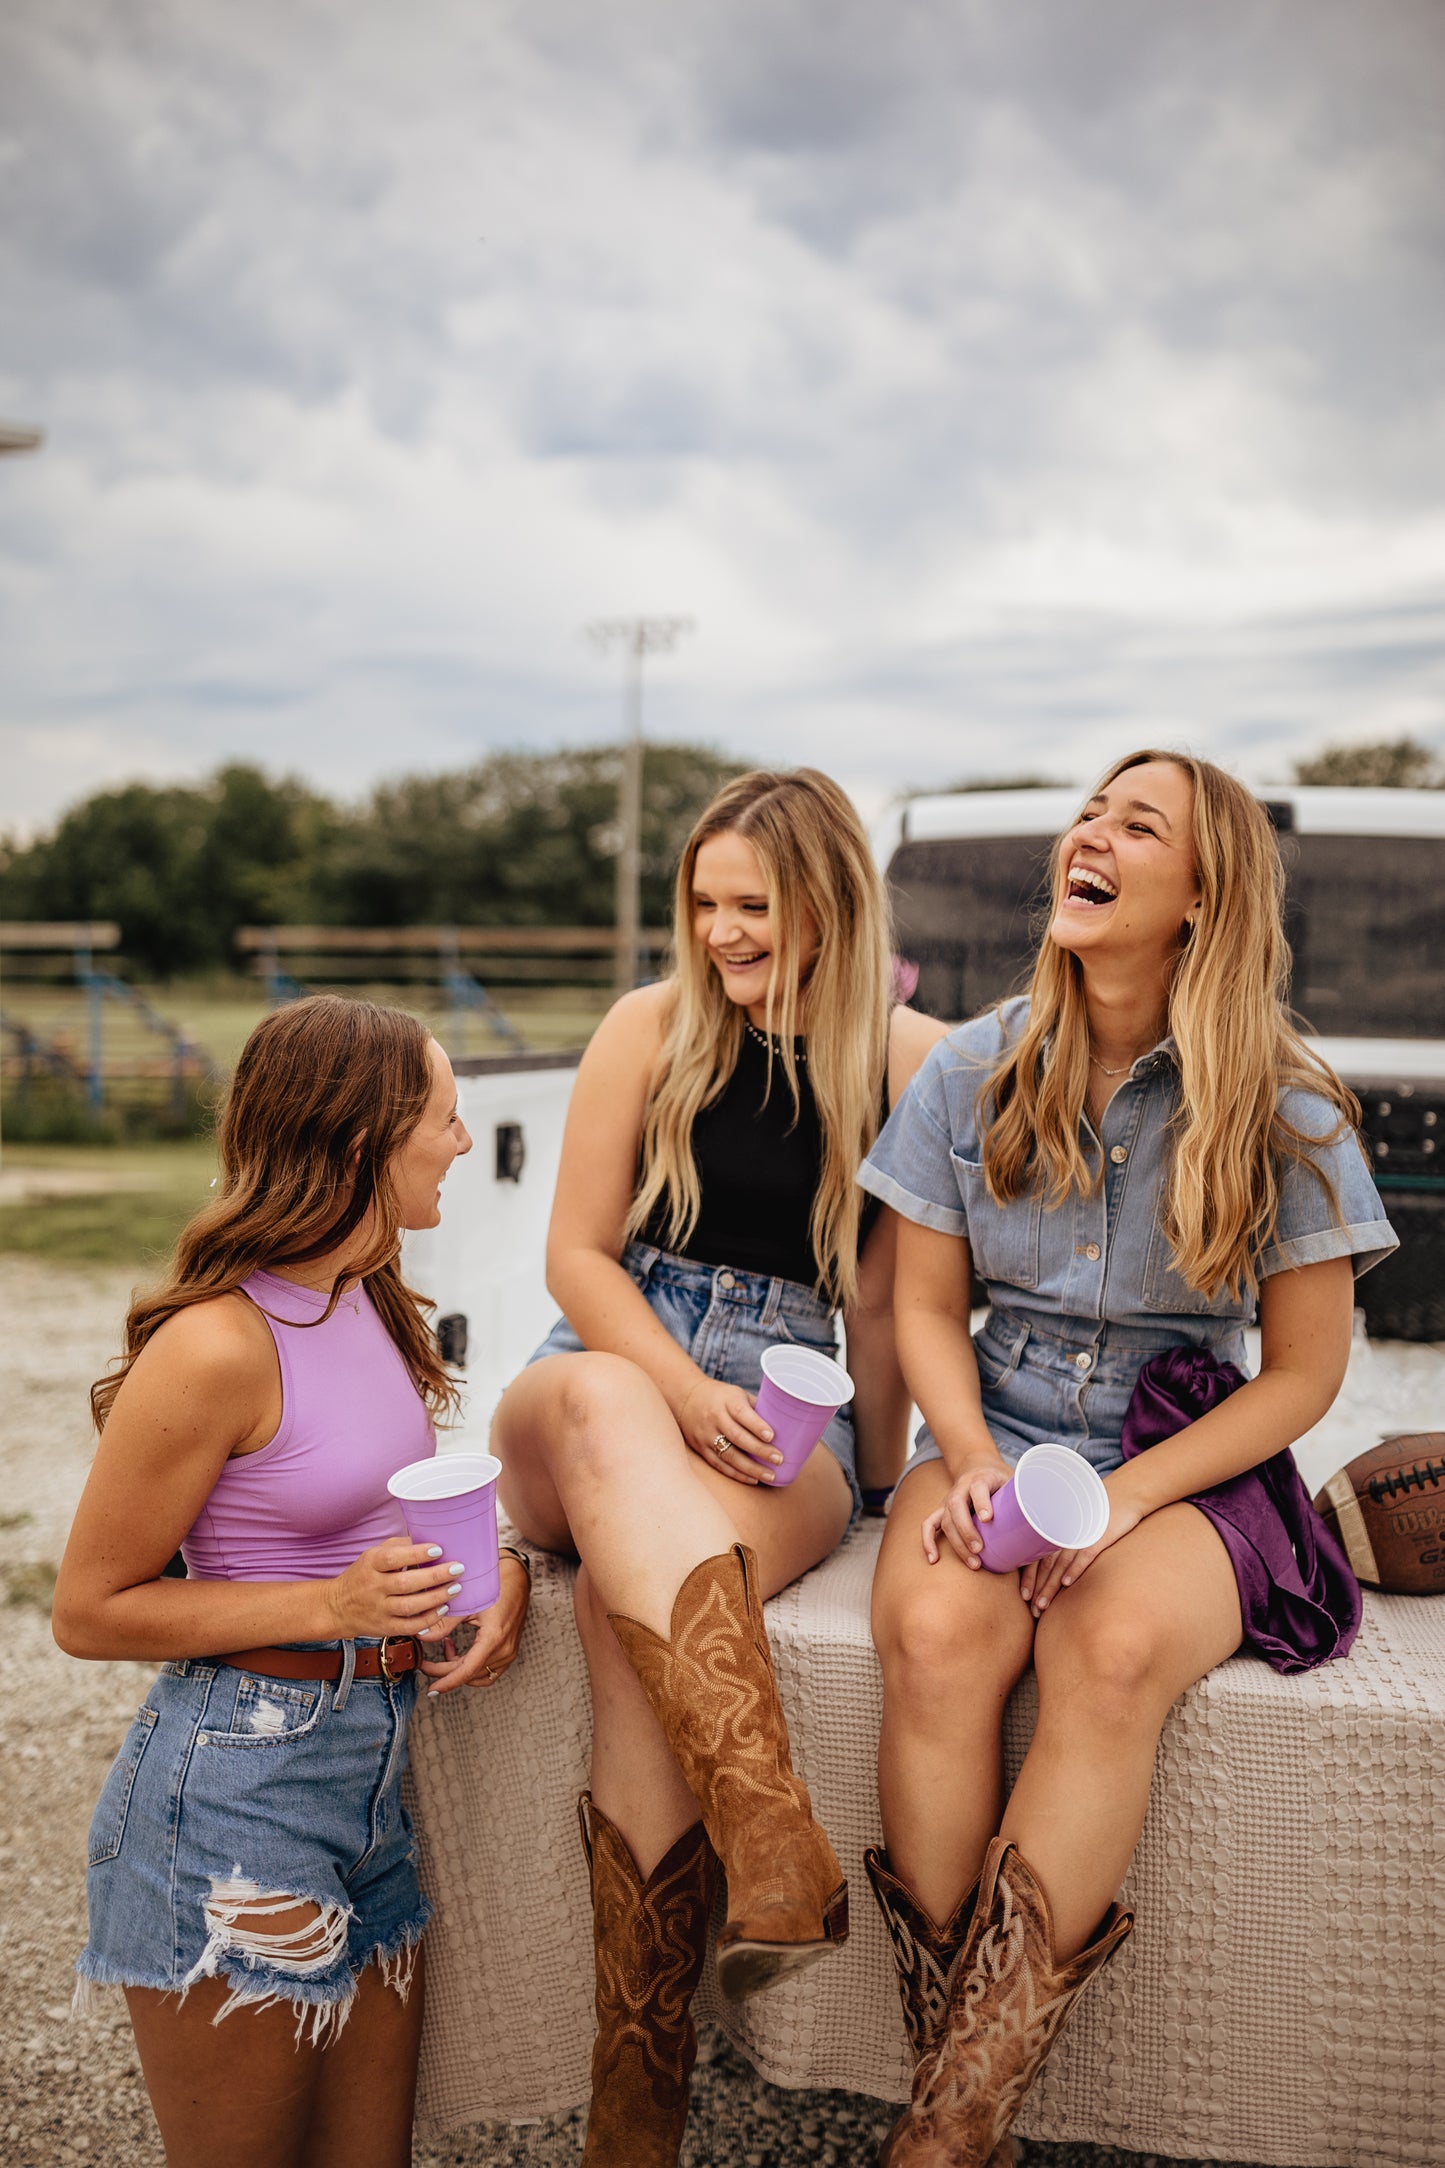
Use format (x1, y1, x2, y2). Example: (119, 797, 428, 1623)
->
(75, 1640, 430, 2038)
(529, 1242, 862, 1524)
(900, 1303, 1249, 1489)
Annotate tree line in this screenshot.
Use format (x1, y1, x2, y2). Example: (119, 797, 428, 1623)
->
(1, 733, 1438, 980)
(0, 745, 745, 977)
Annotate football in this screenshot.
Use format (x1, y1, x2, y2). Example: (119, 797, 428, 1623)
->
(1313, 1435, 1445, 1595)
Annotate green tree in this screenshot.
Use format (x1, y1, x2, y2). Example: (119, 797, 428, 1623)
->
(318, 743, 745, 929)
(1291, 736, 1445, 788)
(0, 765, 340, 975)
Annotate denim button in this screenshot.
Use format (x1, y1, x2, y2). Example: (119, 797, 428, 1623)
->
(196, 1732, 209, 1746)
(1110, 1145, 1128, 1164)
(1073, 1351, 1092, 1370)
(1084, 1243, 1101, 1261)
(717, 1271, 736, 1290)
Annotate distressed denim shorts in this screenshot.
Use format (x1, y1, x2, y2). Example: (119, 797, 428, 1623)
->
(900, 1304, 1249, 1490)
(75, 1640, 430, 2039)
(528, 1241, 863, 1524)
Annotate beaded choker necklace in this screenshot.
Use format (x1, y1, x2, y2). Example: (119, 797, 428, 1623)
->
(745, 1019, 807, 1064)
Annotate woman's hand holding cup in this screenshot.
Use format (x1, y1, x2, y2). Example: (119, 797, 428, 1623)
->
(678, 1375, 783, 1485)
(325, 1538, 463, 1640)
(421, 1552, 532, 1696)
(922, 1457, 1015, 1568)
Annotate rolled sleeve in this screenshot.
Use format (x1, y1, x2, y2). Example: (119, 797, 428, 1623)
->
(1257, 1092, 1399, 1281)
(858, 1040, 970, 1238)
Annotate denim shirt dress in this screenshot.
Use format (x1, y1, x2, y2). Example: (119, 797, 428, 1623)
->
(858, 997, 1399, 1479)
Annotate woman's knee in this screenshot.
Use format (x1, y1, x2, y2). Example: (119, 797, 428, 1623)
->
(1034, 1599, 1172, 1728)
(514, 1353, 673, 1478)
(874, 1569, 1032, 1709)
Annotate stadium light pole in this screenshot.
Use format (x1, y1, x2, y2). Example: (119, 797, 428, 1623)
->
(0, 423, 44, 1173)
(587, 616, 694, 996)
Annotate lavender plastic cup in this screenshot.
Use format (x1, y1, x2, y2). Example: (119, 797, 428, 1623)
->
(753, 1346, 855, 1487)
(387, 1451, 502, 1615)
(975, 1443, 1110, 1574)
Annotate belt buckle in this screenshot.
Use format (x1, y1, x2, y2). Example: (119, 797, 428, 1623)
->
(379, 1635, 418, 1681)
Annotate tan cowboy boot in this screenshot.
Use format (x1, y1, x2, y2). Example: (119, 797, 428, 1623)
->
(880, 1837, 1133, 2167)
(579, 1794, 718, 2168)
(865, 1850, 1013, 2168)
(609, 1544, 849, 2001)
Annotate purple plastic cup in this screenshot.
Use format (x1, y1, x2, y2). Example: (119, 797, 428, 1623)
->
(387, 1451, 502, 1615)
(753, 1345, 855, 1487)
(975, 1443, 1110, 1574)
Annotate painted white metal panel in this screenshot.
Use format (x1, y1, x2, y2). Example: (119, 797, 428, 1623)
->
(404, 1063, 578, 1446)
(897, 788, 1079, 841)
(1308, 1037, 1445, 1082)
(891, 783, 1445, 843)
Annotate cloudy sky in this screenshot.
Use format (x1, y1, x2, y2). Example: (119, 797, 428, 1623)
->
(3, 0, 1444, 833)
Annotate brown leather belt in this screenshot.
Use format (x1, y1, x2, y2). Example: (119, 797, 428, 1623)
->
(212, 1637, 423, 1683)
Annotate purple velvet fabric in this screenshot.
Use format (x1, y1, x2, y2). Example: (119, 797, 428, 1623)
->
(1120, 1345, 1362, 1674)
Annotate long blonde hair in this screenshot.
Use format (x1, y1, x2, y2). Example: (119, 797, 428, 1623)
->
(92, 995, 460, 1430)
(625, 768, 893, 1306)
(981, 750, 1360, 1300)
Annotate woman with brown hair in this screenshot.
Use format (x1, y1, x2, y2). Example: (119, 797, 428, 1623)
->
(466, 767, 944, 2165)
(859, 752, 1396, 2165)
(54, 995, 530, 2168)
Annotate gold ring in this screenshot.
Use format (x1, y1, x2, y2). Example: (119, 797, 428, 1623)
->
(713, 1435, 732, 1456)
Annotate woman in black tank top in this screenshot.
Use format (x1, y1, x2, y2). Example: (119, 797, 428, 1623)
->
(486, 769, 944, 2167)
(640, 1016, 884, 1288)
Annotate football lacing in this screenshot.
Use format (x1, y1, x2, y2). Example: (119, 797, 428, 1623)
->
(1365, 1460, 1445, 1502)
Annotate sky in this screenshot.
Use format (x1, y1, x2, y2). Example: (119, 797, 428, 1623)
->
(3, 0, 1444, 836)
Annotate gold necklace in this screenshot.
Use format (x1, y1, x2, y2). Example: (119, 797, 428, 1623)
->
(1089, 1053, 1134, 1077)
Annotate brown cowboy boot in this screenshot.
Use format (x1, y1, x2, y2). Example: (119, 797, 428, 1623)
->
(579, 1794, 718, 2168)
(880, 1837, 1133, 2167)
(865, 1850, 1013, 2168)
(864, 1847, 977, 2061)
(608, 1544, 849, 2001)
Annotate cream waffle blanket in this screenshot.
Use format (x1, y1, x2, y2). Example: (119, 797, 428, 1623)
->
(405, 1519, 1445, 2166)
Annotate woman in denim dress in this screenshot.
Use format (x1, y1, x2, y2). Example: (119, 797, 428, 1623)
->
(482, 768, 944, 2167)
(53, 998, 530, 2168)
(858, 753, 1396, 2167)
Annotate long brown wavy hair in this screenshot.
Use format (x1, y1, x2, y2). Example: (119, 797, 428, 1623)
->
(625, 767, 893, 1307)
(980, 750, 1361, 1300)
(91, 995, 460, 1429)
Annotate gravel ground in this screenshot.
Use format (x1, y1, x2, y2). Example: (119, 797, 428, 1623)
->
(0, 1255, 1261, 2168)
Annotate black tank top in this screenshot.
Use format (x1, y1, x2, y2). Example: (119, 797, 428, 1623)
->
(640, 1021, 883, 1291)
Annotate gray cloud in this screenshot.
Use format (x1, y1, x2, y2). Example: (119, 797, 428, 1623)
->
(1, 0, 1443, 833)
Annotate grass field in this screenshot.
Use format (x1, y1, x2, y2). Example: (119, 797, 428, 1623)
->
(0, 976, 607, 1262)
(0, 976, 607, 1156)
(0, 1141, 219, 1267)
(0, 974, 607, 1075)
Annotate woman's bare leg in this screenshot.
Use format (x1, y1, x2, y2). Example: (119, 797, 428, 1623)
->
(872, 1462, 1036, 1923)
(1004, 1501, 1243, 1959)
(497, 1352, 849, 1637)
(308, 1951, 425, 2168)
(573, 1439, 854, 1877)
(125, 1945, 422, 2168)
(127, 1977, 317, 2168)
